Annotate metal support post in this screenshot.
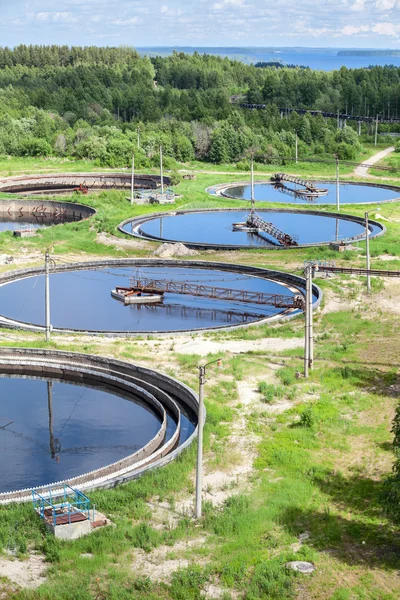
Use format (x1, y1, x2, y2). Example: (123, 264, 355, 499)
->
(130, 154, 135, 204)
(365, 212, 371, 294)
(137, 126, 140, 148)
(336, 156, 340, 212)
(358, 121, 361, 136)
(195, 357, 222, 519)
(45, 251, 51, 342)
(160, 145, 164, 195)
(250, 153, 255, 212)
(196, 365, 206, 519)
(295, 133, 298, 164)
(374, 114, 379, 146)
(309, 266, 314, 371)
(337, 108, 340, 130)
(304, 266, 310, 379)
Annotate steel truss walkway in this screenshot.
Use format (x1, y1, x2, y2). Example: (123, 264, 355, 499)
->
(316, 266, 400, 277)
(245, 212, 299, 246)
(129, 278, 304, 309)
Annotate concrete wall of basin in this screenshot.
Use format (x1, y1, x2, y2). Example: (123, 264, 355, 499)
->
(0, 348, 199, 503)
(0, 258, 323, 335)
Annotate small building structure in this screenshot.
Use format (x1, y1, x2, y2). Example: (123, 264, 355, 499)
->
(32, 484, 106, 540)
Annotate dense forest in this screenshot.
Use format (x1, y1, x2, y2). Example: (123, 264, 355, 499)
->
(0, 44, 399, 167)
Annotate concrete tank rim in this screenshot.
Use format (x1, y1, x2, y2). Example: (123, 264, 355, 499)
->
(206, 179, 400, 205)
(117, 207, 386, 250)
(0, 348, 199, 503)
(0, 258, 323, 336)
(0, 172, 171, 195)
(0, 198, 96, 230)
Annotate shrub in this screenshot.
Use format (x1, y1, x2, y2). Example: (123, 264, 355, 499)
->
(277, 367, 296, 386)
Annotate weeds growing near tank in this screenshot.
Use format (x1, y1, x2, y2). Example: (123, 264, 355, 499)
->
(0, 158, 400, 599)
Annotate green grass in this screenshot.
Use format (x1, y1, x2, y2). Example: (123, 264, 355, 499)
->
(0, 156, 399, 599)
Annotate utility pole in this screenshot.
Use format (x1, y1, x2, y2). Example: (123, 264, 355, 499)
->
(130, 154, 135, 205)
(303, 264, 314, 377)
(295, 132, 298, 164)
(304, 265, 310, 379)
(308, 265, 314, 371)
(365, 211, 371, 295)
(374, 114, 379, 146)
(45, 251, 51, 342)
(196, 357, 222, 519)
(335, 155, 340, 212)
(160, 145, 164, 196)
(250, 153, 255, 213)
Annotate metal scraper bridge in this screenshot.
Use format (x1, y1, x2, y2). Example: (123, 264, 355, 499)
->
(244, 212, 299, 247)
(128, 278, 305, 309)
(271, 173, 328, 197)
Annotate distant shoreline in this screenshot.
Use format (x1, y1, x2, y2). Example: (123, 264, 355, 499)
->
(338, 50, 400, 57)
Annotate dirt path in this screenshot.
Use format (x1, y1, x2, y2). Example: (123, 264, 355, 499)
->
(353, 146, 395, 178)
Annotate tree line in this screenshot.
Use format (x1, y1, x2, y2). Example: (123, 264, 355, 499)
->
(0, 46, 397, 167)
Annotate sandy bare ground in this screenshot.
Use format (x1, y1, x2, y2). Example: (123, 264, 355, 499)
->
(0, 554, 47, 589)
(353, 146, 395, 178)
(133, 536, 208, 583)
(96, 231, 154, 252)
(158, 336, 303, 357)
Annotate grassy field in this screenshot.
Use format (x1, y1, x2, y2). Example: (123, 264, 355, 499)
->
(0, 155, 399, 599)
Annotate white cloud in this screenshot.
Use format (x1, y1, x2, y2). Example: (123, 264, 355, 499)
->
(350, 0, 365, 10)
(341, 24, 370, 34)
(212, 0, 245, 10)
(160, 5, 182, 16)
(375, 0, 398, 9)
(372, 21, 399, 34)
(34, 11, 78, 23)
(111, 17, 141, 25)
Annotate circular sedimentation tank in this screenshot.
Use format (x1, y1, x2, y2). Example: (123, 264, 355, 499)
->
(0, 199, 96, 233)
(208, 180, 400, 205)
(0, 172, 169, 197)
(0, 348, 198, 503)
(0, 259, 321, 335)
(119, 209, 384, 250)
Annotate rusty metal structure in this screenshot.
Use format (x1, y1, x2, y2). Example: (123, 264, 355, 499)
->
(244, 212, 299, 247)
(127, 277, 305, 309)
(316, 265, 400, 277)
(0, 173, 170, 196)
(271, 173, 328, 197)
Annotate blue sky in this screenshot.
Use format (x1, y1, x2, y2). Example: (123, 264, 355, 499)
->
(4, 0, 400, 48)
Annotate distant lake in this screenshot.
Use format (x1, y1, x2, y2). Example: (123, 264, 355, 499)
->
(138, 47, 400, 71)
